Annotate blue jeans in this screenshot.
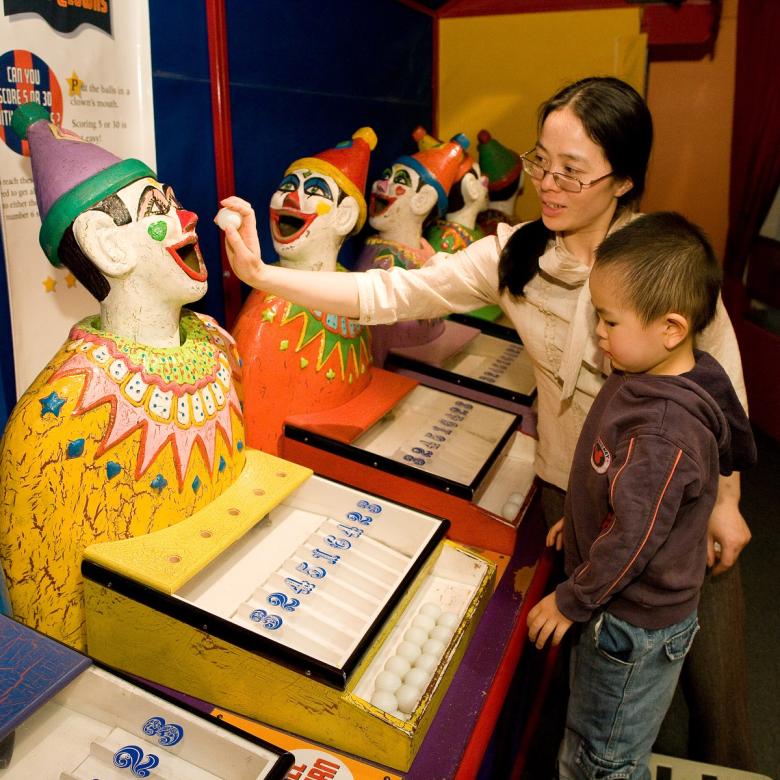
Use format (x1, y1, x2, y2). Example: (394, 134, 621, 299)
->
(558, 610, 699, 780)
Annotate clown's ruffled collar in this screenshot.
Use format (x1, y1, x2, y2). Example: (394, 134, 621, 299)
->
(51, 310, 241, 485)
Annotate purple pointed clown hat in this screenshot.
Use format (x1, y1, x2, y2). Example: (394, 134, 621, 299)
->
(11, 102, 156, 266)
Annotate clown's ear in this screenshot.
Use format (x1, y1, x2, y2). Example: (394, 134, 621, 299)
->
(73, 210, 138, 278)
(410, 184, 438, 218)
(333, 196, 360, 237)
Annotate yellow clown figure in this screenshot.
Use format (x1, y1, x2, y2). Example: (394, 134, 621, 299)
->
(0, 104, 261, 650)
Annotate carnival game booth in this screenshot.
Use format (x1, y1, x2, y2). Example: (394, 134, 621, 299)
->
(82, 450, 496, 772)
(280, 371, 537, 555)
(0, 614, 294, 780)
(385, 313, 537, 420)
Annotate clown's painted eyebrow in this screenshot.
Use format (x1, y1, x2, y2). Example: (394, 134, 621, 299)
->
(91, 194, 131, 226)
(137, 184, 176, 220)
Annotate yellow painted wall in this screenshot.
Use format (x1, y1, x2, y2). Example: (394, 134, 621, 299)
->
(437, 9, 646, 223)
(643, 0, 738, 257)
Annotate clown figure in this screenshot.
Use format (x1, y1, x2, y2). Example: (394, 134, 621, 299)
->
(475, 129, 524, 238)
(356, 135, 468, 365)
(413, 127, 488, 254)
(231, 129, 376, 454)
(0, 104, 249, 650)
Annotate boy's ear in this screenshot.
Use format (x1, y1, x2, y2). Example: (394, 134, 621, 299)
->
(663, 312, 690, 350)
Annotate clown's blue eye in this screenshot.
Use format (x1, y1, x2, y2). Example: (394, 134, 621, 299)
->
(277, 174, 299, 193)
(303, 177, 333, 201)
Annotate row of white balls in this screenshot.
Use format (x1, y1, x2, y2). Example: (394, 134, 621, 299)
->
(500, 491, 526, 521)
(371, 602, 459, 715)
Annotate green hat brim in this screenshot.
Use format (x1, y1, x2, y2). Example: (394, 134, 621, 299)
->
(40, 158, 156, 266)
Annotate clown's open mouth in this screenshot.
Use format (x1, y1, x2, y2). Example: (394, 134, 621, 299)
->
(167, 236, 207, 282)
(369, 193, 395, 217)
(270, 208, 316, 244)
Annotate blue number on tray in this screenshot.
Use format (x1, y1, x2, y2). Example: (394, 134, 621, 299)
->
(113, 745, 160, 778)
(249, 608, 283, 629)
(142, 717, 183, 746)
(267, 592, 300, 612)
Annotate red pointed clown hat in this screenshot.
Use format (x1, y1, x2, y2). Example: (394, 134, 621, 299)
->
(412, 126, 476, 184)
(11, 102, 156, 266)
(397, 131, 469, 216)
(285, 127, 377, 234)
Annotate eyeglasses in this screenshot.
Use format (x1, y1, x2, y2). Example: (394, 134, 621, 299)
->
(520, 152, 614, 193)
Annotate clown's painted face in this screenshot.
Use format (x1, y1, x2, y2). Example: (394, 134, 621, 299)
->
(105, 177, 207, 304)
(368, 163, 422, 230)
(269, 168, 350, 263)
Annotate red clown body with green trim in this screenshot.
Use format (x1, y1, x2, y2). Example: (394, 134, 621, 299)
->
(232, 129, 376, 454)
(0, 105, 248, 650)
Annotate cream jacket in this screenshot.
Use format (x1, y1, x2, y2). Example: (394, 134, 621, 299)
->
(355, 221, 746, 490)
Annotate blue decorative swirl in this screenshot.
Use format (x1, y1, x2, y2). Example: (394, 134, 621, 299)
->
(267, 592, 300, 611)
(296, 561, 326, 578)
(324, 534, 351, 549)
(249, 608, 283, 629)
(141, 716, 184, 746)
(356, 500, 382, 514)
(113, 745, 160, 777)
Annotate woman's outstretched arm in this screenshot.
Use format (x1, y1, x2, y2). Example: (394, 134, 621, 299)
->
(217, 196, 361, 318)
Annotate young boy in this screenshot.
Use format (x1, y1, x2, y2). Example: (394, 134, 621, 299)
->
(527, 211, 756, 779)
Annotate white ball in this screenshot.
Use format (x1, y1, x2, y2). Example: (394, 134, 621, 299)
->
(371, 690, 398, 712)
(422, 638, 445, 657)
(430, 625, 453, 643)
(437, 611, 459, 629)
(396, 641, 422, 663)
(374, 670, 402, 692)
(404, 626, 429, 646)
(420, 602, 442, 620)
(508, 491, 525, 504)
(396, 684, 422, 714)
(403, 667, 430, 689)
(411, 613, 436, 633)
(501, 501, 521, 520)
(414, 652, 438, 673)
(215, 207, 242, 231)
(384, 655, 411, 677)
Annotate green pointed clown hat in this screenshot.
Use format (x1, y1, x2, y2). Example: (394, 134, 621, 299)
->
(11, 102, 156, 266)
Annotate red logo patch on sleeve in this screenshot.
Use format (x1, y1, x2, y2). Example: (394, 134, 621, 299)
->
(591, 438, 611, 474)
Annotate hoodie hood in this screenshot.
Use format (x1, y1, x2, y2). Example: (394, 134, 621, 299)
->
(618, 351, 756, 475)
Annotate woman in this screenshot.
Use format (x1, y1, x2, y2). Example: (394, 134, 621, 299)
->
(220, 76, 754, 769)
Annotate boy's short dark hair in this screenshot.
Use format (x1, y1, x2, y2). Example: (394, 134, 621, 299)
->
(594, 211, 722, 334)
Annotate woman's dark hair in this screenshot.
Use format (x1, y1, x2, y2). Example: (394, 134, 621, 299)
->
(498, 76, 654, 297)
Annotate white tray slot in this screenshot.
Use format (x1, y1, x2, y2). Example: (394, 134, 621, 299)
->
(2, 667, 278, 779)
(174, 477, 443, 670)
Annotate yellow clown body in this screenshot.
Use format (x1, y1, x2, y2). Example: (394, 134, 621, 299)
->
(0, 311, 245, 649)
